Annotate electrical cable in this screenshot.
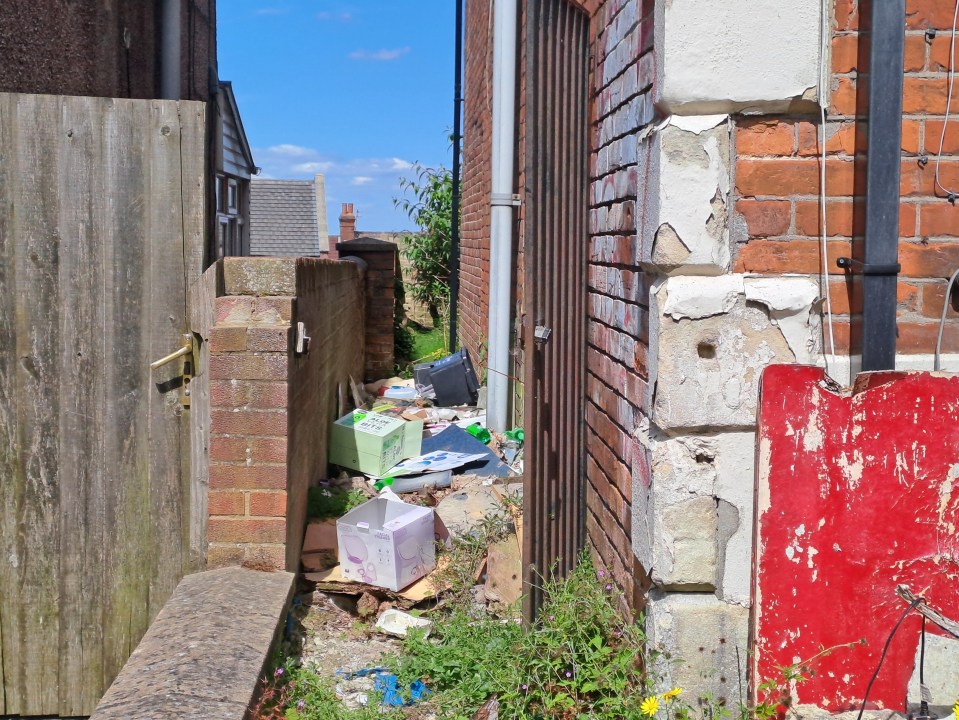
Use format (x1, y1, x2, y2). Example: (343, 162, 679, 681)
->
(855, 598, 921, 720)
(933, 0, 959, 201)
(818, 0, 836, 374)
(934, 266, 959, 369)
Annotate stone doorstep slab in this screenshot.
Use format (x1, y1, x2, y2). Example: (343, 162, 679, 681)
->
(90, 566, 295, 720)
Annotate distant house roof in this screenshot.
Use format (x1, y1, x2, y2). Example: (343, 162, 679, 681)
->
(250, 178, 324, 256)
(217, 82, 256, 179)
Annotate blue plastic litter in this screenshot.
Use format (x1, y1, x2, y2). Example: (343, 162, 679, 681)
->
(336, 668, 429, 707)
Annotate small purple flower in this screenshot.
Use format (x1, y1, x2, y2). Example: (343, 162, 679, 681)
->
(522, 684, 528, 690)
(598, 569, 606, 578)
(296, 699, 306, 711)
(565, 670, 573, 678)
(549, 614, 555, 621)
(274, 667, 285, 678)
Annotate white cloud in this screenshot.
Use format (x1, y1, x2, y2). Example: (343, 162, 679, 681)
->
(267, 144, 315, 157)
(317, 10, 352, 21)
(292, 161, 334, 173)
(349, 47, 411, 62)
(391, 158, 414, 171)
(351, 176, 374, 186)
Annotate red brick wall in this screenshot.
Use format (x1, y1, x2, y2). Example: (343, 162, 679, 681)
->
(460, 0, 493, 373)
(734, 0, 959, 357)
(584, 0, 654, 609)
(206, 257, 365, 570)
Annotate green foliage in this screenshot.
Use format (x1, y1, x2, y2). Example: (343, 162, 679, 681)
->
(253, 664, 405, 720)
(394, 275, 415, 367)
(391, 552, 656, 720)
(394, 164, 453, 320)
(306, 485, 367, 520)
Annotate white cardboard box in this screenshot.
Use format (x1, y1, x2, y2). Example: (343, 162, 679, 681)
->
(336, 496, 436, 591)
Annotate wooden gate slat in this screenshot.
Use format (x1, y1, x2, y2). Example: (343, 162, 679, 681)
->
(56, 94, 108, 716)
(12, 92, 64, 716)
(0, 90, 17, 718)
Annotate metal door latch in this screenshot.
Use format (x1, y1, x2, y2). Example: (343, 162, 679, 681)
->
(534, 325, 552, 345)
(150, 334, 193, 408)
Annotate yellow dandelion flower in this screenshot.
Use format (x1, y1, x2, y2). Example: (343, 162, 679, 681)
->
(952, 701, 959, 720)
(662, 688, 682, 700)
(641, 695, 660, 716)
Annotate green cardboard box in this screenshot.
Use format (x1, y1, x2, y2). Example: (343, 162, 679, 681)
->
(329, 410, 423, 476)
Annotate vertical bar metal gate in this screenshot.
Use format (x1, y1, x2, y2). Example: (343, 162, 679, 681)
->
(522, 0, 590, 619)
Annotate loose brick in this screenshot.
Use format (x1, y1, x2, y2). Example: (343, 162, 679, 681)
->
(736, 158, 820, 197)
(736, 120, 795, 156)
(208, 491, 246, 516)
(209, 326, 247, 353)
(832, 34, 859, 74)
(830, 77, 859, 117)
(207, 544, 245, 568)
(209, 463, 287, 490)
(734, 239, 852, 274)
(210, 436, 249, 463)
(900, 241, 959, 277)
(920, 202, 959, 237)
(925, 119, 959, 155)
(736, 199, 791, 237)
(794, 200, 915, 238)
(209, 353, 289, 382)
(920, 281, 959, 318)
(906, 0, 959, 30)
(897, 320, 959, 352)
(834, 0, 860, 31)
(211, 409, 288, 436)
(249, 491, 288, 518)
(247, 326, 292, 353)
(211, 380, 289, 410)
(208, 517, 287, 544)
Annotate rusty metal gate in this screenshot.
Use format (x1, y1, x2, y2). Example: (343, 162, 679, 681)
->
(522, 0, 590, 618)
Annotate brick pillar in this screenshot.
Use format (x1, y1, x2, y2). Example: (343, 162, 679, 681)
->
(336, 238, 398, 380)
(207, 263, 295, 570)
(338, 203, 356, 243)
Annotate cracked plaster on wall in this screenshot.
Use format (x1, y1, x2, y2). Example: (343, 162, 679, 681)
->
(640, 115, 732, 275)
(649, 275, 821, 430)
(633, 420, 756, 604)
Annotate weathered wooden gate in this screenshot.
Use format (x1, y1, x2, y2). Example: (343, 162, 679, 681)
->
(0, 93, 206, 716)
(522, 0, 590, 617)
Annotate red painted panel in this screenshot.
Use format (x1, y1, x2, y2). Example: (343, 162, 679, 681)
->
(753, 365, 959, 711)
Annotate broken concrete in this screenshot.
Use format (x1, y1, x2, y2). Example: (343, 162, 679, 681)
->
(649, 275, 820, 431)
(647, 592, 749, 705)
(907, 633, 959, 716)
(639, 115, 732, 275)
(633, 427, 755, 602)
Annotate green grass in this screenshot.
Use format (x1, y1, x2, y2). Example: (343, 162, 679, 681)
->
(306, 486, 367, 520)
(411, 325, 446, 363)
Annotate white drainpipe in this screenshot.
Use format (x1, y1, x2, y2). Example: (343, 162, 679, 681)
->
(487, 0, 518, 432)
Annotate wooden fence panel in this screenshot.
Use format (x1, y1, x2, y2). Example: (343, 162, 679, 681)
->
(0, 93, 206, 716)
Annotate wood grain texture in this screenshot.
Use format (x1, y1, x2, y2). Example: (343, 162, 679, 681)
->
(0, 93, 207, 715)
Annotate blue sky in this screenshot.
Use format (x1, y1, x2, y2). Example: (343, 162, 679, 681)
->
(218, 1, 456, 231)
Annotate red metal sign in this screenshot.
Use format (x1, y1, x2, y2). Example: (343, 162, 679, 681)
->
(753, 365, 959, 711)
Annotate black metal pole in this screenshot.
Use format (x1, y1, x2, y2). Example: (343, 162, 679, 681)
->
(859, 0, 905, 371)
(449, 0, 464, 351)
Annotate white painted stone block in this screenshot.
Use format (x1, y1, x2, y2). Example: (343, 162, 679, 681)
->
(647, 592, 749, 703)
(649, 275, 821, 431)
(639, 115, 732, 275)
(632, 427, 755, 602)
(656, 0, 824, 114)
